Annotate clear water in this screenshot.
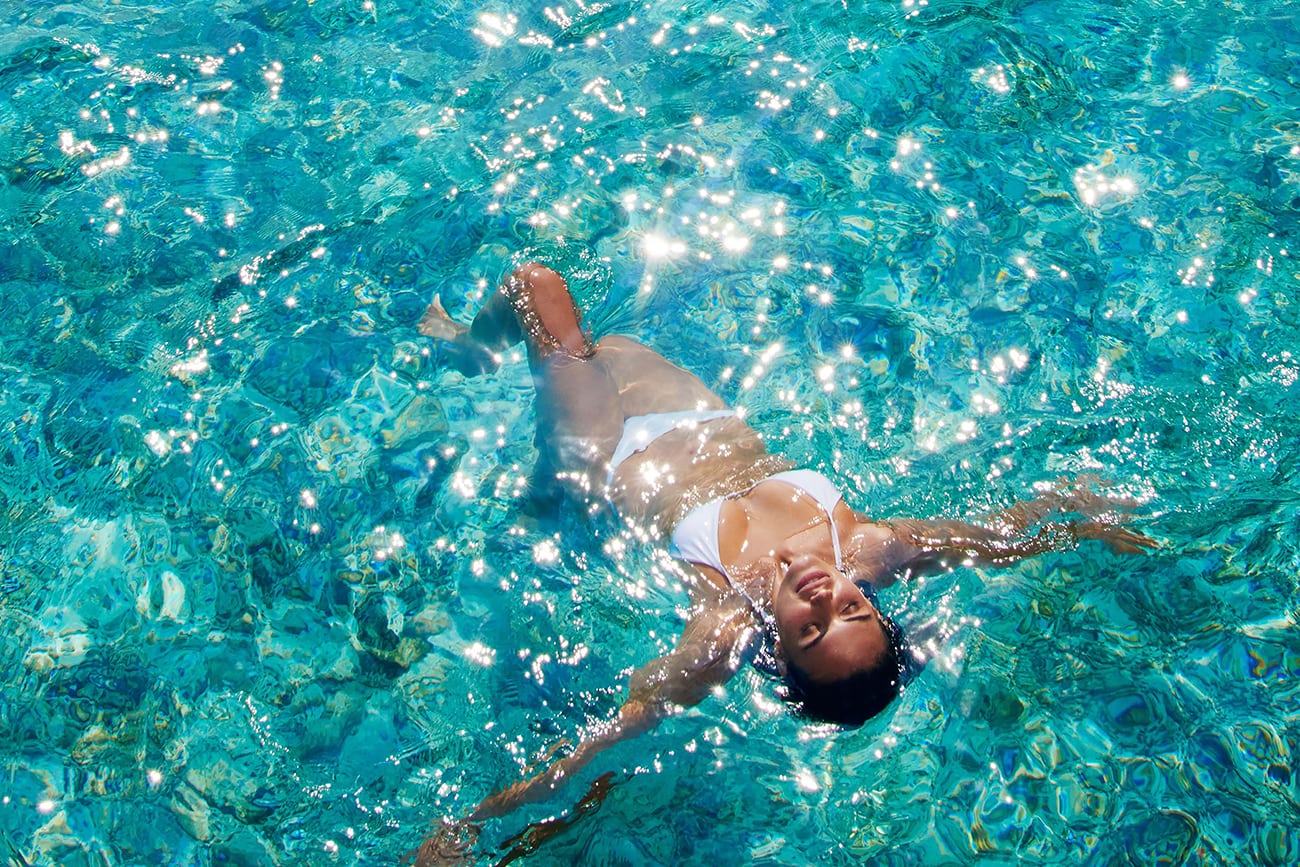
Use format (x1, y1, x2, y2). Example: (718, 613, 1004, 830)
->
(1, 0, 1298, 863)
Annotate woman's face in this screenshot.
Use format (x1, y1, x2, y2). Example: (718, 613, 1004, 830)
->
(771, 552, 890, 683)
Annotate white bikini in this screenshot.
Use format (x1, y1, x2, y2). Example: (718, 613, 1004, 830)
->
(605, 410, 845, 579)
(605, 409, 738, 485)
(670, 469, 845, 577)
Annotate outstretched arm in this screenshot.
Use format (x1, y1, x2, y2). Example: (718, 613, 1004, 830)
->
(471, 594, 757, 821)
(860, 477, 1156, 581)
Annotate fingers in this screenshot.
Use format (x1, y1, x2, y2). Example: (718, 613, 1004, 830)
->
(1112, 529, 1160, 552)
(1077, 522, 1160, 554)
(412, 819, 481, 866)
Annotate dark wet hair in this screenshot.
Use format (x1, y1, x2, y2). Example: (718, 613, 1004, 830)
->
(781, 612, 906, 727)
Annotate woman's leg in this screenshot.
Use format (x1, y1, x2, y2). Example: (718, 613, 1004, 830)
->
(530, 352, 624, 499)
(591, 335, 731, 416)
(421, 263, 731, 495)
(420, 263, 595, 374)
(502, 273, 735, 488)
(424, 264, 621, 495)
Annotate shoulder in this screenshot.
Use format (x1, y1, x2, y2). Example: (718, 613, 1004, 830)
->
(678, 559, 732, 607)
(841, 515, 904, 587)
(837, 504, 895, 546)
(679, 592, 764, 660)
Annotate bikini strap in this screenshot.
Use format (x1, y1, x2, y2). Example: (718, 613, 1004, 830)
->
(764, 469, 846, 573)
(828, 505, 844, 572)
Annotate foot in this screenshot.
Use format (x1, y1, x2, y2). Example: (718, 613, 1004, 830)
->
(419, 294, 499, 376)
(418, 294, 467, 341)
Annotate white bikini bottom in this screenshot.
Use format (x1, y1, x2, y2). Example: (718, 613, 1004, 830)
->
(605, 408, 737, 485)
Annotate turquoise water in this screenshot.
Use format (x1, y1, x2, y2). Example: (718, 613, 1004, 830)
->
(2, 0, 1298, 863)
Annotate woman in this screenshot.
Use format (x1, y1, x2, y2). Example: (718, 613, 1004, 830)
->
(416, 260, 1153, 836)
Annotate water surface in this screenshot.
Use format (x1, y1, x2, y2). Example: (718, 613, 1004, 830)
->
(1, 0, 1298, 864)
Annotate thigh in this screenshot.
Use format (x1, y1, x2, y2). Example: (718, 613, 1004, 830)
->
(531, 353, 624, 487)
(593, 335, 730, 416)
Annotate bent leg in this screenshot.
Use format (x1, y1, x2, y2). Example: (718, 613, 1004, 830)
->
(506, 263, 594, 360)
(419, 264, 730, 496)
(420, 262, 593, 375)
(592, 335, 730, 416)
(462, 262, 593, 362)
(503, 265, 620, 494)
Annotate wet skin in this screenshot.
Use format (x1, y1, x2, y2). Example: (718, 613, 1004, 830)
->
(770, 553, 891, 683)
(417, 263, 1157, 839)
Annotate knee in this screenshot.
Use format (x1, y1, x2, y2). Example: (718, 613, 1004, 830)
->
(510, 262, 566, 293)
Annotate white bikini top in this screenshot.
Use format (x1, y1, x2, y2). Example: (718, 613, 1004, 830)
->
(669, 469, 845, 579)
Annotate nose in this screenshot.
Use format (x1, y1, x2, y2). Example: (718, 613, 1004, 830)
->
(807, 584, 832, 605)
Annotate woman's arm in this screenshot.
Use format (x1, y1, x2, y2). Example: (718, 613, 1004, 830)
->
(470, 594, 757, 821)
(859, 477, 1156, 581)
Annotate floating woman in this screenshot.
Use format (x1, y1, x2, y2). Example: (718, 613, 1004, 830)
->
(413, 260, 1154, 856)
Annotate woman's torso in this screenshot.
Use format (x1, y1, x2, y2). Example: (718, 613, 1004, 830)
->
(606, 415, 792, 533)
(706, 474, 863, 601)
(606, 414, 893, 608)
(609, 419, 860, 591)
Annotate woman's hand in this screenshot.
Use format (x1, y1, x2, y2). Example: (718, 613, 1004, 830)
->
(1074, 520, 1160, 554)
(408, 819, 480, 867)
(1052, 474, 1139, 517)
(1049, 476, 1160, 554)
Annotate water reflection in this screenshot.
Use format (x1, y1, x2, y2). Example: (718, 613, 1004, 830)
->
(1, 0, 1298, 863)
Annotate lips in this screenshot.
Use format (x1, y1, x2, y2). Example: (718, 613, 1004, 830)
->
(793, 569, 830, 597)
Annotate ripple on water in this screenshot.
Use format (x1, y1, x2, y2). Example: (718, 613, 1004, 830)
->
(1, 0, 1299, 862)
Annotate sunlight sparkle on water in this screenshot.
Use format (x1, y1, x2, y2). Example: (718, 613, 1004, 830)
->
(82, 146, 131, 177)
(463, 642, 497, 667)
(1073, 165, 1140, 208)
(643, 233, 687, 260)
(368, 526, 406, 561)
(262, 61, 284, 100)
(974, 64, 1012, 94)
(472, 12, 517, 47)
(144, 430, 169, 457)
(58, 130, 95, 157)
(1178, 256, 1216, 288)
(533, 539, 560, 565)
(720, 230, 751, 252)
(170, 350, 209, 378)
